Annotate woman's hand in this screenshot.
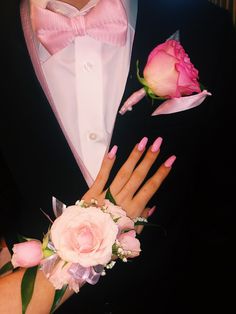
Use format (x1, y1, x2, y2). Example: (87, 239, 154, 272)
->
(83, 136, 176, 221)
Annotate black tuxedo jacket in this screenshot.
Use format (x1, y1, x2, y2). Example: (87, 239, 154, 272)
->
(1, 1, 235, 313)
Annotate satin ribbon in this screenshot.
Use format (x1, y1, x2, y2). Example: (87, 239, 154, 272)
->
(41, 254, 103, 286)
(119, 88, 211, 116)
(68, 263, 103, 285)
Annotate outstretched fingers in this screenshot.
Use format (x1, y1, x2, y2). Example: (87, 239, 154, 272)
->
(83, 137, 176, 224)
(82, 145, 118, 201)
(116, 137, 163, 203)
(109, 137, 149, 196)
(131, 155, 176, 217)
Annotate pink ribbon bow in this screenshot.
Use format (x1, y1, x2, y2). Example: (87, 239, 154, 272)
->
(31, 0, 128, 55)
(119, 88, 212, 116)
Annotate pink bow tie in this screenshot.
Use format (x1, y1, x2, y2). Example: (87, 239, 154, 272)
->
(31, 0, 128, 55)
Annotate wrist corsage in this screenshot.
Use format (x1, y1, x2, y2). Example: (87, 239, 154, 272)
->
(5, 193, 145, 313)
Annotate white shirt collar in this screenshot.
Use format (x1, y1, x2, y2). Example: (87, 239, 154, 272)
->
(30, 0, 137, 29)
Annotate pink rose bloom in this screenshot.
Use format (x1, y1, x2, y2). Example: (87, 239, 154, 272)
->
(50, 205, 118, 267)
(143, 39, 201, 98)
(11, 240, 43, 268)
(118, 230, 141, 258)
(104, 200, 134, 231)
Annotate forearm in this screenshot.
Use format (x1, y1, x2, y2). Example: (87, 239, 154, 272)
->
(0, 268, 74, 314)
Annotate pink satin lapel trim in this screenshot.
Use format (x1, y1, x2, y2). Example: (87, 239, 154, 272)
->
(20, 0, 53, 104)
(20, 0, 94, 187)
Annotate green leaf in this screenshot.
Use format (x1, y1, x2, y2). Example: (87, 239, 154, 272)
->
(136, 60, 167, 102)
(17, 234, 39, 243)
(148, 94, 166, 101)
(145, 87, 166, 100)
(43, 248, 55, 258)
(50, 285, 68, 313)
(42, 231, 50, 250)
(21, 266, 38, 314)
(0, 261, 13, 276)
(136, 60, 149, 87)
(105, 188, 117, 205)
(17, 234, 28, 243)
(112, 244, 118, 255)
(200, 82, 206, 91)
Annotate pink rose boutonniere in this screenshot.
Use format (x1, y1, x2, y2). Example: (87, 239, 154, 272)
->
(120, 34, 211, 115)
(6, 196, 143, 314)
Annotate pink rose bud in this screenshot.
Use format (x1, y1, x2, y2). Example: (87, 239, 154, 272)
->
(143, 39, 201, 98)
(11, 240, 43, 268)
(118, 230, 141, 258)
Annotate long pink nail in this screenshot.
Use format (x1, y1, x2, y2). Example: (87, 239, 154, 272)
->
(151, 137, 163, 153)
(108, 145, 118, 159)
(138, 137, 148, 152)
(164, 155, 176, 167)
(148, 206, 157, 217)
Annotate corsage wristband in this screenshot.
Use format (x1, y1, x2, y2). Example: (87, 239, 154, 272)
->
(4, 193, 146, 314)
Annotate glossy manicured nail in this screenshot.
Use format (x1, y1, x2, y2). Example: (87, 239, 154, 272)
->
(148, 206, 156, 217)
(138, 137, 148, 152)
(151, 137, 163, 153)
(164, 155, 176, 167)
(108, 145, 118, 159)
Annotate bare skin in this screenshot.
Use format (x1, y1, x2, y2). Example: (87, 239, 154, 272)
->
(0, 137, 174, 313)
(0, 3, 175, 313)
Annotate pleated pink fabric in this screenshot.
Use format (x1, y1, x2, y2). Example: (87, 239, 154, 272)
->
(31, 0, 128, 55)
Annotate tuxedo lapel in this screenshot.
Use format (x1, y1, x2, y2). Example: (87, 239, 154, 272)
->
(1, 2, 88, 216)
(108, 0, 185, 183)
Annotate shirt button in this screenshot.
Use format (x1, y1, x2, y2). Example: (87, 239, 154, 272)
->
(83, 62, 93, 71)
(88, 132, 97, 140)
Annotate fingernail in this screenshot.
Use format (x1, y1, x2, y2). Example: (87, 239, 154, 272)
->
(151, 137, 163, 153)
(137, 137, 148, 152)
(148, 206, 156, 217)
(164, 155, 176, 167)
(108, 145, 118, 159)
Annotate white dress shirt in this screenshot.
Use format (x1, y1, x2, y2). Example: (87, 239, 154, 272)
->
(30, 0, 137, 183)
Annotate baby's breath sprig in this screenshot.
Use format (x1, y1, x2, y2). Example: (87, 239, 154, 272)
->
(133, 216, 148, 225)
